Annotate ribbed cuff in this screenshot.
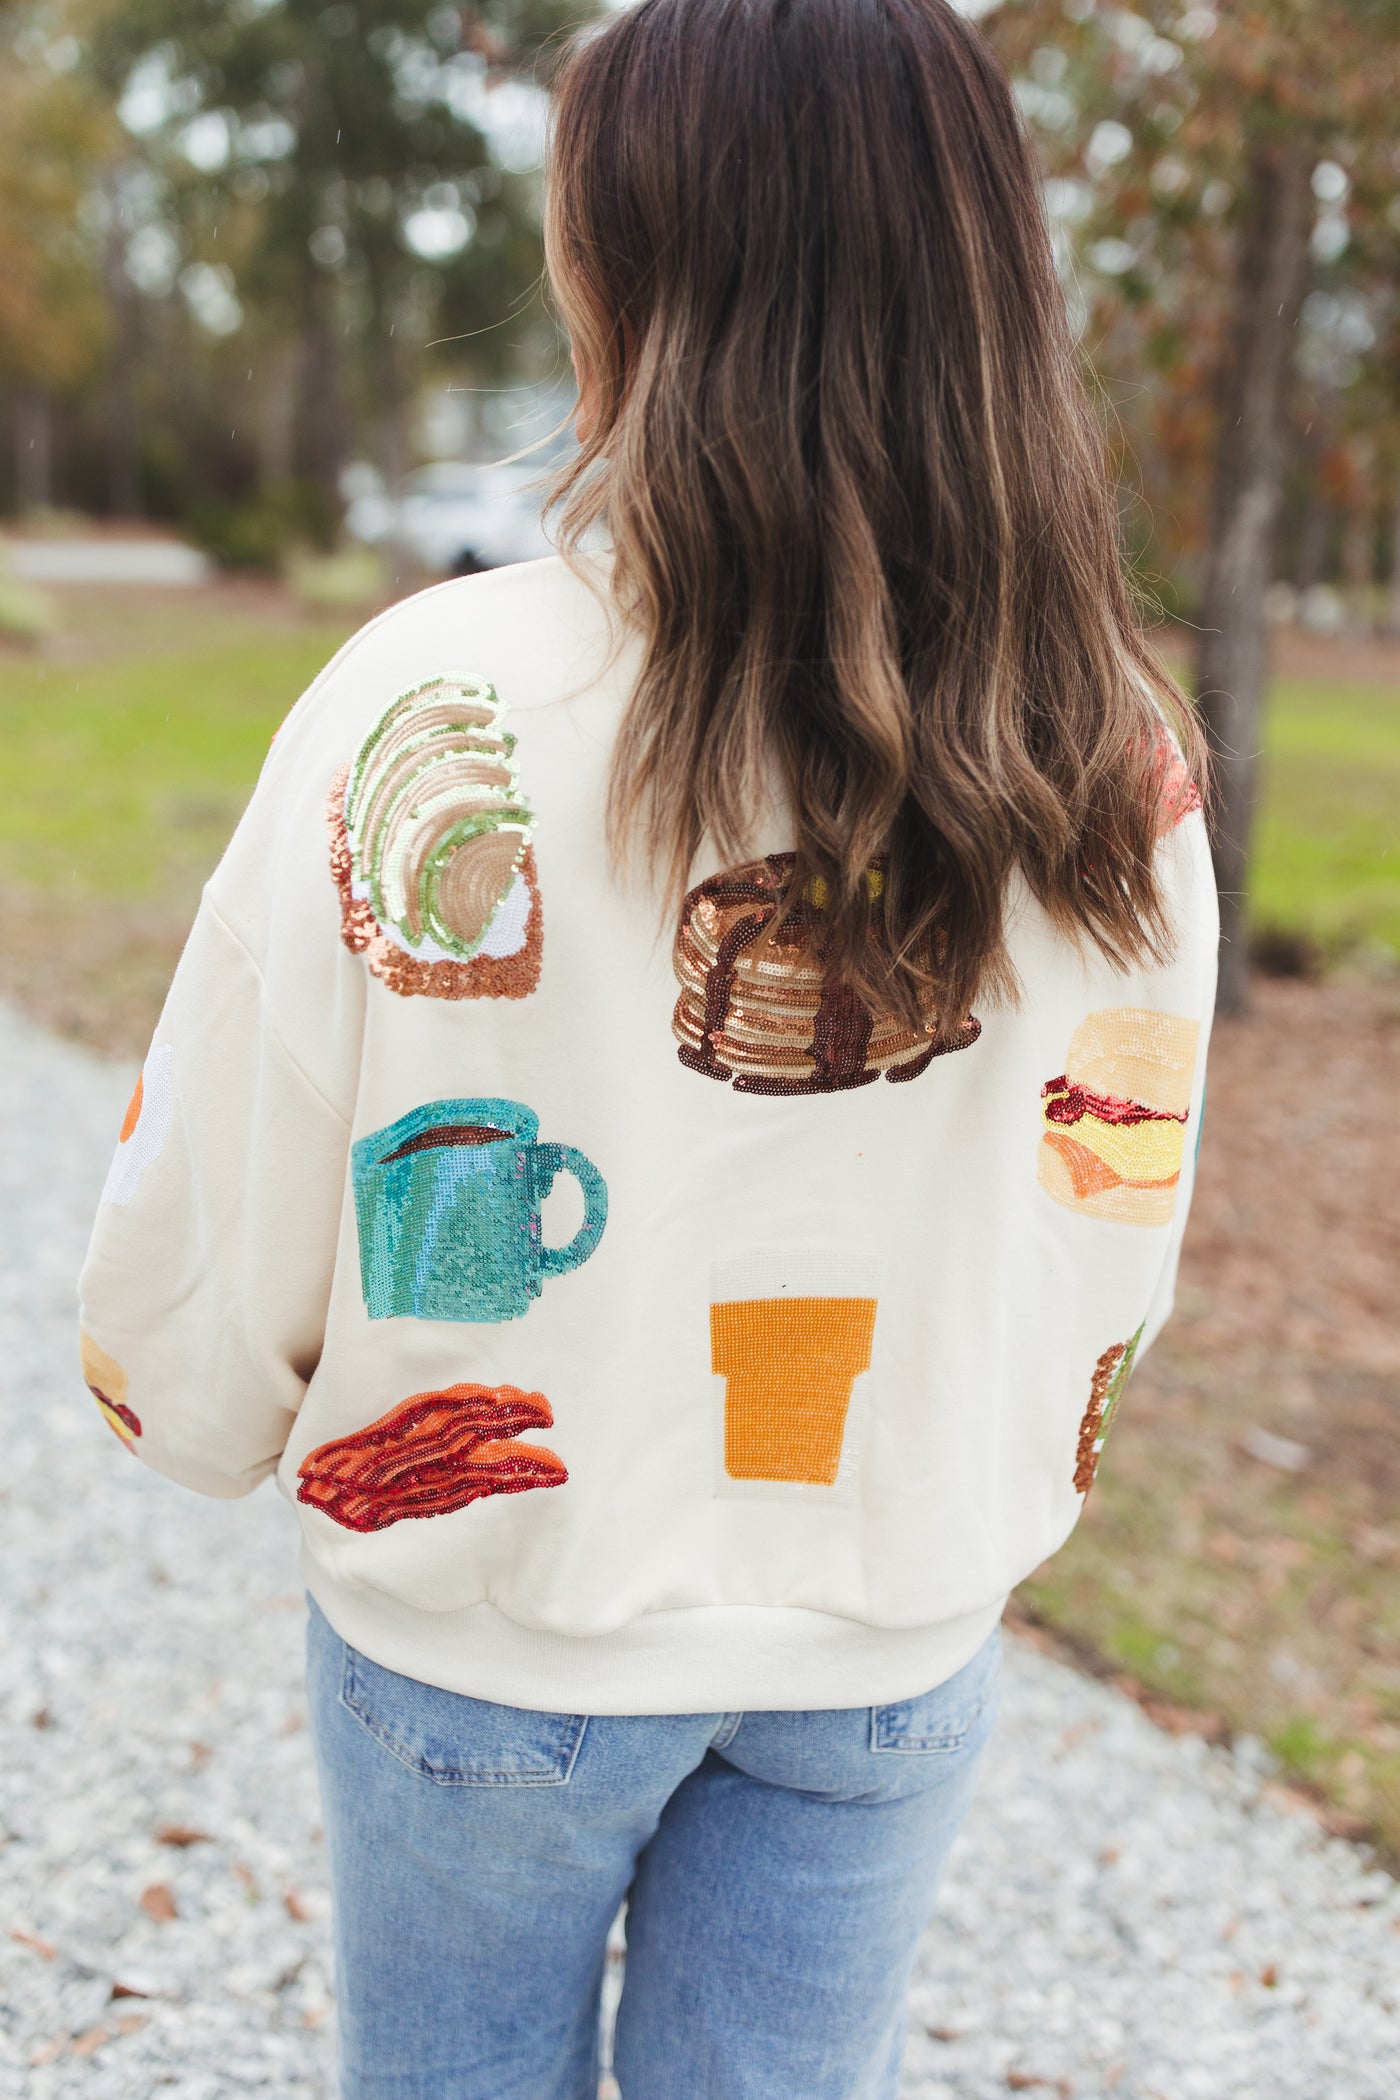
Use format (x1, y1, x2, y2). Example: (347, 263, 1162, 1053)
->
(302, 1551, 1006, 1716)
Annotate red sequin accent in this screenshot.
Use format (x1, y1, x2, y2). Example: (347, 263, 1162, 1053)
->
(1154, 736, 1203, 833)
(89, 1385, 142, 1439)
(297, 1384, 566, 1533)
(1041, 1076, 1188, 1128)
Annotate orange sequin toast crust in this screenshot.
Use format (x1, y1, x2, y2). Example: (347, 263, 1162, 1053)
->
(327, 763, 543, 1000)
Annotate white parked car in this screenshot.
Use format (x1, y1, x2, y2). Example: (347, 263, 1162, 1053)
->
(345, 460, 560, 576)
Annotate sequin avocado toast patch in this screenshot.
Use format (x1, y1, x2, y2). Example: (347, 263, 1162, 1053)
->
(672, 853, 980, 1094)
(329, 676, 543, 999)
(297, 1384, 566, 1531)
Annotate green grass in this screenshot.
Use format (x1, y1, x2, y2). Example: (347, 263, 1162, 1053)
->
(1251, 676, 1400, 956)
(2, 614, 1395, 951)
(0, 618, 353, 910)
(1018, 1383, 1400, 1862)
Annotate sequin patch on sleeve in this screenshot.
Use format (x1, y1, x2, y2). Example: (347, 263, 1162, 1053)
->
(672, 853, 980, 1093)
(101, 1043, 175, 1207)
(709, 1253, 880, 1488)
(328, 675, 543, 1000)
(1074, 1324, 1144, 1494)
(297, 1384, 566, 1532)
(352, 1097, 608, 1323)
(1037, 1008, 1199, 1227)
(1153, 734, 1203, 834)
(80, 1332, 141, 1451)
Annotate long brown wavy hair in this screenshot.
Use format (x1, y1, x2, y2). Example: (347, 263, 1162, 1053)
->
(544, 0, 1203, 1037)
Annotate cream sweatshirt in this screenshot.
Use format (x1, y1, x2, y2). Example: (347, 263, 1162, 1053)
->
(79, 555, 1217, 1713)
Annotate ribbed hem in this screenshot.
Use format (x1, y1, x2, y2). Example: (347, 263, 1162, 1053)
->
(302, 1551, 1006, 1715)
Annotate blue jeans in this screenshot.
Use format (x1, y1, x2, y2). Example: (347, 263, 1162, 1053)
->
(305, 1599, 1000, 2100)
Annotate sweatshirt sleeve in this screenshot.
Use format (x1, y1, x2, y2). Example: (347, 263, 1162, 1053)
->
(1135, 804, 1219, 1360)
(78, 900, 352, 1496)
(1136, 1051, 1207, 1358)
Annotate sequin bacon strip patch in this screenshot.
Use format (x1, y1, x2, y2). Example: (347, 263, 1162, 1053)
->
(328, 675, 543, 1000)
(296, 1384, 566, 1532)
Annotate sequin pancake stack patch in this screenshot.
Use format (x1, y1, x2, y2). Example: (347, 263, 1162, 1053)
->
(673, 854, 980, 1093)
(329, 675, 543, 999)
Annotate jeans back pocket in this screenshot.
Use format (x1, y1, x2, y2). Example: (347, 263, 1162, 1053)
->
(340, 1643, 588, 1786)
(870, 1627, 1001, 1755)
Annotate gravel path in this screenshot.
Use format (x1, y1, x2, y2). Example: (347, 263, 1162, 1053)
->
(1, 999, 1395, 2099)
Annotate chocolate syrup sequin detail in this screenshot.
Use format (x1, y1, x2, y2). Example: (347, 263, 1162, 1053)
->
(672, 854, 980, 1094)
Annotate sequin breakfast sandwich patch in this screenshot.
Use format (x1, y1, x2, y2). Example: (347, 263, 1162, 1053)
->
(80, 1331, 141, 1451)
(673, 854, 981, 1094)
(329, 675, 543, 999)
(1038, 1008, 1199, 1228)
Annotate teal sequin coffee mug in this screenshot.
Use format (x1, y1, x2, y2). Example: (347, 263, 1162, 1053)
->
(352, 1097, 608, 1323)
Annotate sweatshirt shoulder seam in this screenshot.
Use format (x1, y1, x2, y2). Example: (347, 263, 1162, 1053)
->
(276, 558, 576, 728)
(201, 896, 354, 1132)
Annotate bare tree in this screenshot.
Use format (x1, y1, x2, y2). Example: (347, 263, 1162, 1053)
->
(1194, 145, 1313, 1014)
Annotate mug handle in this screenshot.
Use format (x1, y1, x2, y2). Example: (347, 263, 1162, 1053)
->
(533, 1143, 609, 1280)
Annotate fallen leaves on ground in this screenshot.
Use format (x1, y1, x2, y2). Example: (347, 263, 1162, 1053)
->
(156, 1823, 211, 1848)
(10, 1929, 57, 1959)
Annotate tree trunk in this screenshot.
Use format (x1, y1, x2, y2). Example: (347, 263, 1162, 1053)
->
(103, 174, 142, 518)
(1195, 142, 1313, 1016)
(254, 339, 297, 494)
(294, 266, 348, 537)
(13, 389, 54, 511)
(1292, 416, 1328, 597)
(1340, 444, 1374, 638)
(361, 245, 410, 491)
(1384, 466, 1400, 641)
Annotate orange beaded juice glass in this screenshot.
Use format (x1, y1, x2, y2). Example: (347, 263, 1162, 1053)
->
(709, 1256, 879, 1486)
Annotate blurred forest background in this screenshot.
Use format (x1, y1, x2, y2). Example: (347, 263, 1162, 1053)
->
(1, 1, 1398, 1858)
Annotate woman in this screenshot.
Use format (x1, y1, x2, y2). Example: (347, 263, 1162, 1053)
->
(80, 2, 1216, 2094)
